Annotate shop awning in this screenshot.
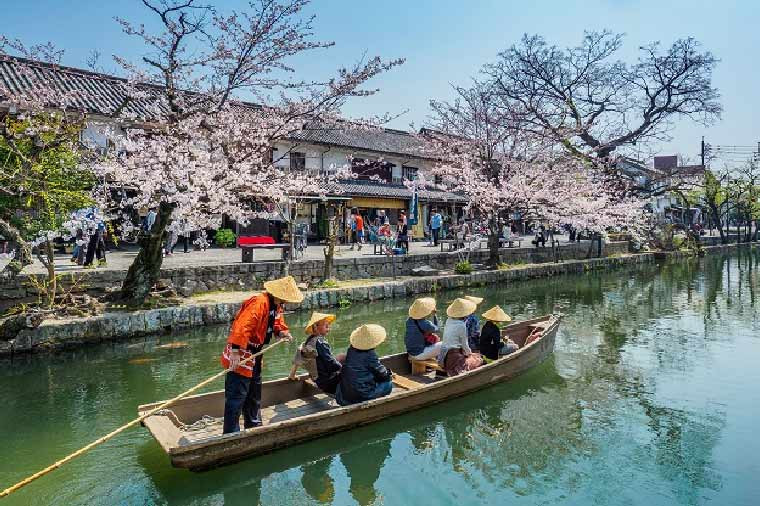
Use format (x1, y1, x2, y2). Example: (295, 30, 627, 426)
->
(350, 197, 407, 209)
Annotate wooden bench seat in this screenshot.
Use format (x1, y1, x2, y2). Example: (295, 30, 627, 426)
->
(409, 357, 444, 375)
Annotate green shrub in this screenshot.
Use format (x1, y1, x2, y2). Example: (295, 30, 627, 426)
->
(455, 261, 473, 274)
(318, 279, 339, 288)
(338, 296, 352, 308)
(215, 228, 236, 248)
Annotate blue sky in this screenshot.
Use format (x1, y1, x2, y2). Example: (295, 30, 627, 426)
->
(3, 0, 759, 164)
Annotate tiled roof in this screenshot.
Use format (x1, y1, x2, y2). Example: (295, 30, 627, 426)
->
(1, 56, 432, 160)
(0, 55, 166, 120)
(329, 180, 466, 203)
(290, 125, 429, 159)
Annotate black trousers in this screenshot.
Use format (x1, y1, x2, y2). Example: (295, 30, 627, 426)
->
(83, 232, 106, 265)
(432, 228, 440, 246)
(171, 235, 189, 253)
(222, 357, 263, 433)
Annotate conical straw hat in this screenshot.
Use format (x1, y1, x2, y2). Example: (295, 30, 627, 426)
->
(482, 306, 512, 323)
(408, 297, 436, 319)
(349, 324, 387, 350)
(305, 312, 336, 334)
(464, 295, 484, 305)
(263, 276, 304, 303)
(447, 298, 477, 318)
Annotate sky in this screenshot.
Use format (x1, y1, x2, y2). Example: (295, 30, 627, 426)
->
(2, 0, 759, 165)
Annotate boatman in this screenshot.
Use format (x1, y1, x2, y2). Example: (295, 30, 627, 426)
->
(220, 276, 304, 433)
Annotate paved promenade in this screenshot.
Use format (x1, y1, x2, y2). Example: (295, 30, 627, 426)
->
(24, 235, 582, 275)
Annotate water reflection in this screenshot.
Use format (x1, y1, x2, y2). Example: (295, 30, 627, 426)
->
(4, 249, 760, 505)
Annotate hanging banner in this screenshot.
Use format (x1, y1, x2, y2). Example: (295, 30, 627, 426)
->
(408, 188, 419, 225)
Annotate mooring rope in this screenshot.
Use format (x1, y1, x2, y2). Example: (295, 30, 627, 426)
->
(0, 338, 286, 499)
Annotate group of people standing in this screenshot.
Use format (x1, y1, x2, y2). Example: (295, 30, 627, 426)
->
(348, 208, 410, 254)
(219, 276, 521, 435)
(70, 209, 108, 268)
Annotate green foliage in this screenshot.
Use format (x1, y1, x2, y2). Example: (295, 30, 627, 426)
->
(214, 228, 236, 248)
(0, 112, 94, 241)
(0, 113, 95, 240)
(318, 279, 339, 288)
(455, 261, 473, 274)
(338, 296, 352, 308)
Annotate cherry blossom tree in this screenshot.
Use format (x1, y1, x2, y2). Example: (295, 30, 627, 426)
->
(424, 79, 646, 267)
(93, 0, 403, 302)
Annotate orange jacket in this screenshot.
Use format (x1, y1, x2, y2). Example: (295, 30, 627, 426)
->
(221, 293, 289, 377)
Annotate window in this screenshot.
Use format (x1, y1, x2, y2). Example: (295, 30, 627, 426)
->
(290, 151, 306, 171)
(402, 165, 418, 181)
(434, 175, 443, 186)
(391, 164, 402, 183)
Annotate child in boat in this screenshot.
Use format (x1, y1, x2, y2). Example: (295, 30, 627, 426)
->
(479, 306, 518, 361)
(336, 324, 393, 406)
(439, 298, 483, 376)
(289, 312, 343, 394)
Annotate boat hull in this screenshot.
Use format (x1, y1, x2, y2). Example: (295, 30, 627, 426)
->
(140, 314, 560, 470)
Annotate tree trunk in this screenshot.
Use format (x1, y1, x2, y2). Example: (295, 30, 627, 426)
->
(551, 231, 559, 263)
(0, 218, 33, 275)
(119, 201, 174, 304)
(487, 215, 500, 269)
(708, 204, 725, 243)
(322, 212, 337, 281)
(44, 240, 57, 308)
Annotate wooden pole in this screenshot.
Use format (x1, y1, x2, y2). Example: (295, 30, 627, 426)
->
(0, 339, 287, 499)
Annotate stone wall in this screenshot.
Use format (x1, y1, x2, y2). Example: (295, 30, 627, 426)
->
(2, 249, 649, 356)
(0, 241, 629, 301)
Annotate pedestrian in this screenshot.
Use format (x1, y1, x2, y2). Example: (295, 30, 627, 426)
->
(396, 218, 409, 253)
(83, 212, 106, 268)
(430, 208, 442, 247)
(172, 219, 190, 254)
(349, 209, 358, 250)
(355, 212, 364, 250)
(220, 276, 302, 433)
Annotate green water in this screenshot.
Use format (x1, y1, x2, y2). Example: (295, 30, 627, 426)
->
(2, 251, 760, 506)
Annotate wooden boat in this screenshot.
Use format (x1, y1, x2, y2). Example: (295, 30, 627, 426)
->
(139, 314, 561, 470)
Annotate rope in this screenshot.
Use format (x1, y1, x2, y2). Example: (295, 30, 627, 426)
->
(0, 338, 287, 499)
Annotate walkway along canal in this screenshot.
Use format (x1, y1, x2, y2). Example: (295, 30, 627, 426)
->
(1, 249, 759, 505)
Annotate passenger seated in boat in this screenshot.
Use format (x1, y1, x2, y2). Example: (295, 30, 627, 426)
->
(405, 297, 442, 361)
(438, 298, 483, 376)
(479, 306, 518, 362)
(289, 312, 343, 394)
(463, 296, 484, 351)
(336, 325, 393, 406)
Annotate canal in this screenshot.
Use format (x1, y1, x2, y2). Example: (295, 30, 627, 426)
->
(1, 250, 759, 505)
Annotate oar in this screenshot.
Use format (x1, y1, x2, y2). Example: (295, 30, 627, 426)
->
(0, 338, 287, 499)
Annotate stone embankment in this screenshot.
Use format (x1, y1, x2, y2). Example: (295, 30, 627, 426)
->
(2, 242, 754, 357)
(1, 241, 628, 301)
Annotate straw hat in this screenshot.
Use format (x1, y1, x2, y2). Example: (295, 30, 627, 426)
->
(447, 297, 477, 318)
(482, 306, 512, 323)
(464, 295, 484, 305)
(408, 297, 436, 319)
(263, 276, 304, 303)
(349, 324, 387, 350)
(305, 312, 336, 335)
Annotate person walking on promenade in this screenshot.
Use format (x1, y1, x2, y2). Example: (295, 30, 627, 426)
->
(220, 276, 302, 433)
(430, 208, 442, 247)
